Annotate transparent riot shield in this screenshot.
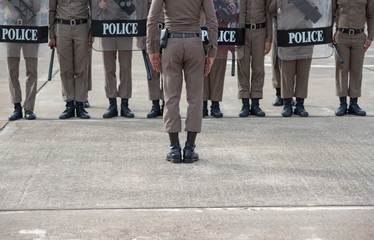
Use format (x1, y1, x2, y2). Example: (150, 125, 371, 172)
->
(0, 0, 49, 58)
(276, 0, 333, 60)
(91, 0, 148, 52)
(201, 0, 244, 60)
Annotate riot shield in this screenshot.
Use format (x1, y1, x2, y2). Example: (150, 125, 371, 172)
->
(201, 0, 244, 60)
(0, 0, 49, 58)
(91, 0, 148, 52)
(276, 0, 333, 60)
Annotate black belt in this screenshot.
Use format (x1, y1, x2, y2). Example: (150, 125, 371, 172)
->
(57, 19, 88, 26)
(168, 33, 200, 38)
(246, 22, 266, 30)
(336, 28, 364, 35)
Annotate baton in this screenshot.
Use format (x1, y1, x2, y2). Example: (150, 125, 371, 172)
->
(142, 50, 152, 81)
(332, 43, 344, 64)
(231, 48, 235, 76)
(48, 48, 55, 81)
(231, 59, 235, 76)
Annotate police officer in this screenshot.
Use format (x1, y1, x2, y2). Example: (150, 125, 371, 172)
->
(145, 0, 163, 118)
(3, 0, 41, 120)
(271, 0, 314, 117)
(49, 0, 91, 119)
(333, 0, 374, 116)
(237, 0, 272, 117)
(94, 0, 134, 119)
(203, 0, 238, 118)
(147, 0, 218, 163)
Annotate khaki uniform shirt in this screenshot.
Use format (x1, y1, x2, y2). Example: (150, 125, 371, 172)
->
(333, 0, 374, 40)
(147, 0, 218, 58)
(49, 0, 91, 39)
(239, 0, 272, 42)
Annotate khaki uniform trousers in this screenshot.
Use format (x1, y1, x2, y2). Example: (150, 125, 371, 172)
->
(102, 38, 133, 99)
(237, 27, 266, 99)
(146, 53, 163, 101)
(335, 31, 366, 98)
(279, 58, 311, 99)
(7, 43, 38, 111)
(56, 23, 89, 102)
(162, 36, 205, 133)
(203, 47, 227, 102)
(271, 23, 281, 89)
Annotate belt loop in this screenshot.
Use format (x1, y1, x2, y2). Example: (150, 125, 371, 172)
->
(348, 29, 355, 35)
(70, 19, 76, 26)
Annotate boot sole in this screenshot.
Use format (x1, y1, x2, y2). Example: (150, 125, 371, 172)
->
(166, 157, 182, 164)
(183, 158, 199, 163)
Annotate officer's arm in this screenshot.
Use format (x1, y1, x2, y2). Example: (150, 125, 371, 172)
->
(146, 0, 163, 55)
(364, 0, 374, 52)
(146, 0, 163, 72)
(203, 0, 218, 58)
(366, 0, 374, 41)
(239, 0, 246, 27)
(48, 0, 57, 48)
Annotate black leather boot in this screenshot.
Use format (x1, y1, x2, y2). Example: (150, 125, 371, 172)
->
(239, 98, 250, 117)
(281, 98, 293, 117)
(147, 100, 162, 118)
(76, 101, 90, 119)
(166, 132, 182, 163)
(335, 96, 347, 116)
(25, 110, 36, 120)
(121, 98, 134, 118)
(272, 88, 283, 106)
(294, 98, 309, 117)
(348, 98, 366, 116)
(211, 101, 223, 118)
(8, 103, 22, 121)
(59, 101, 75, 119)
(103, 98, 118, 118)
(183, 132, 199, 163)
(203, 101, 208, 117)
(250, 98, 266, 117)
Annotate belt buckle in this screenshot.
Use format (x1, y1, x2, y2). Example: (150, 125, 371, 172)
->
(348, 29, 355, 35)
(70, 19, 76, 26)
(17, 19, 23, 26)
(250, 24, 256, 30)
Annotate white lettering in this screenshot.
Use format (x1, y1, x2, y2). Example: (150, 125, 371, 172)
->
(102, 22, 139, 35)
(201, 29, 208, 42)
(1, 28, 38, 41)
(288, 30, 324, 44)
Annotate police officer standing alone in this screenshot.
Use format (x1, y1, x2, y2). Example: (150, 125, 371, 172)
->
(49, 0, 91, 119)
(237, 0, 272, 117)
(333, 0, 373, 116)
(147, 0, 218, 163)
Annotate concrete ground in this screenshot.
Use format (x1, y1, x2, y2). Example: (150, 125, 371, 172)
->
(0, 43, 374, 239)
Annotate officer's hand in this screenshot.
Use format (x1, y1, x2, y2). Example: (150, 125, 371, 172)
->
(149, 53, 162, 72)
(264, 41, 271, 55)
(204, 57, 215, 77)
(99, 0, 108, 10)
(49, 38, 56, 49)
(364, 39, 372, 53)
